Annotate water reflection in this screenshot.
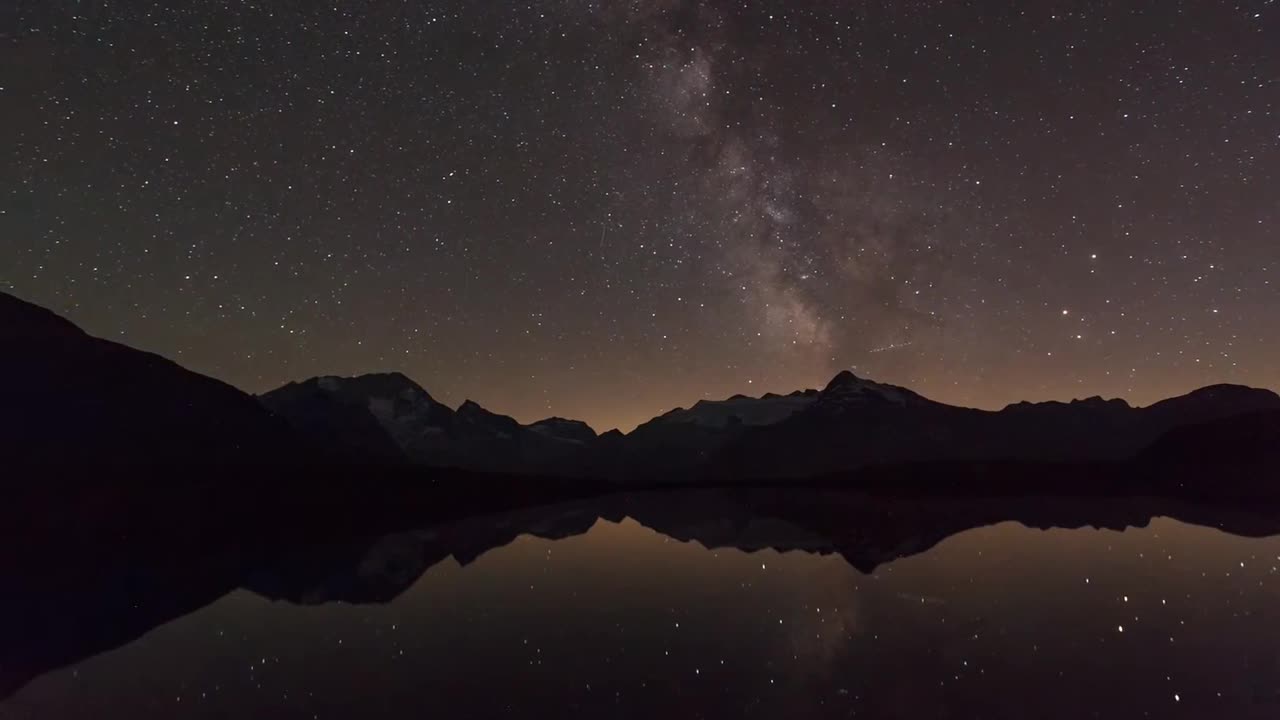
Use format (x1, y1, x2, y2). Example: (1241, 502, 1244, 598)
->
(3, 490, 1280, 718)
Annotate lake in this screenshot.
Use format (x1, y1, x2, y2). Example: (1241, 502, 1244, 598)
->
(2, 490, 1279, 719)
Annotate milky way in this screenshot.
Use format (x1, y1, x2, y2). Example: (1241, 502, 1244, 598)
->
(3, 1, 1276, 430)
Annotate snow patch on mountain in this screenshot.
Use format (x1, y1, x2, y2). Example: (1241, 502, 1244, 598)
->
(810, 371, 928, 413)
(656, 391, 818, 429)
(528, 417, 598, 444)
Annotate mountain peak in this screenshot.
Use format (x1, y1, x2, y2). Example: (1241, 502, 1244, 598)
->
(457, 398, 495, 413)
(454, 400, 522, 442)
(259, 371, 456, 464)
(528, 417, 598, 444)
(1072, 395, 1131, 409)
(815, 370, 922, 409)
(457, 399, 519, 424)
(532, 415, 587, 426)
(293, 372, 437, 405)
(824, 370, 862, 391)
(1005, 395, 1132, 412)
(1145, 384, 1280, 413)
(652, 391, 818, 429)
(1183, 383, 1277, 400)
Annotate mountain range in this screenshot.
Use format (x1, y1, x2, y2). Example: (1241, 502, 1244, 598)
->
(4, 290, 1279, 482)
(259, 374, 596, 473)
(253, 356, 1280, 482)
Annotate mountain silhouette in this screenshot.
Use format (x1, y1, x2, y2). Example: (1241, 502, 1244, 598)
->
(1140, 409, 1280, 469)
(0, 291, 307, 468)
(527, 417, 599, 444)
(259, 373, 455, 465)
(706, 373, 1280, 480)
(260, 373, 597, 472)
(5, 290, 1279, 482)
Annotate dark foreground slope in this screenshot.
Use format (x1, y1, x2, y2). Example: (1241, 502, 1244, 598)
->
(0, 292, 305, 468)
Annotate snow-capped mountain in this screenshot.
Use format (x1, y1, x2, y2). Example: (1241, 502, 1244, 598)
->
(708, 373, 1280, 480)
(259, 375, 597, 473)
(652, 390, 819, 429)
(528, 417, 598, 444)
(259, 366, 1280, 481)
(808, 370, 930, 414)
(259, 373, 455, 464)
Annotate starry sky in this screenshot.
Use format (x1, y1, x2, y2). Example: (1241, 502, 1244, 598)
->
(3, 1, 1277, 431)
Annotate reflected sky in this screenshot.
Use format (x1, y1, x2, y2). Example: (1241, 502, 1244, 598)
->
(4, 516, 1279, 719)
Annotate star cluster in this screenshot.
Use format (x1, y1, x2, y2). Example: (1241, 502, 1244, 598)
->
(3, 1, 1276, 430)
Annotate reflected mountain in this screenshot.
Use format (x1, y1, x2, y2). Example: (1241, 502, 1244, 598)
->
(5, 480, 1280, 702)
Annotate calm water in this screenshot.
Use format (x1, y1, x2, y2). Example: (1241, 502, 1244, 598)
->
(3, 492, 1280, 719)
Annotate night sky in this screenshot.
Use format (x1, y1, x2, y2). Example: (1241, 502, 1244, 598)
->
(3, 1, 1276, 431)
